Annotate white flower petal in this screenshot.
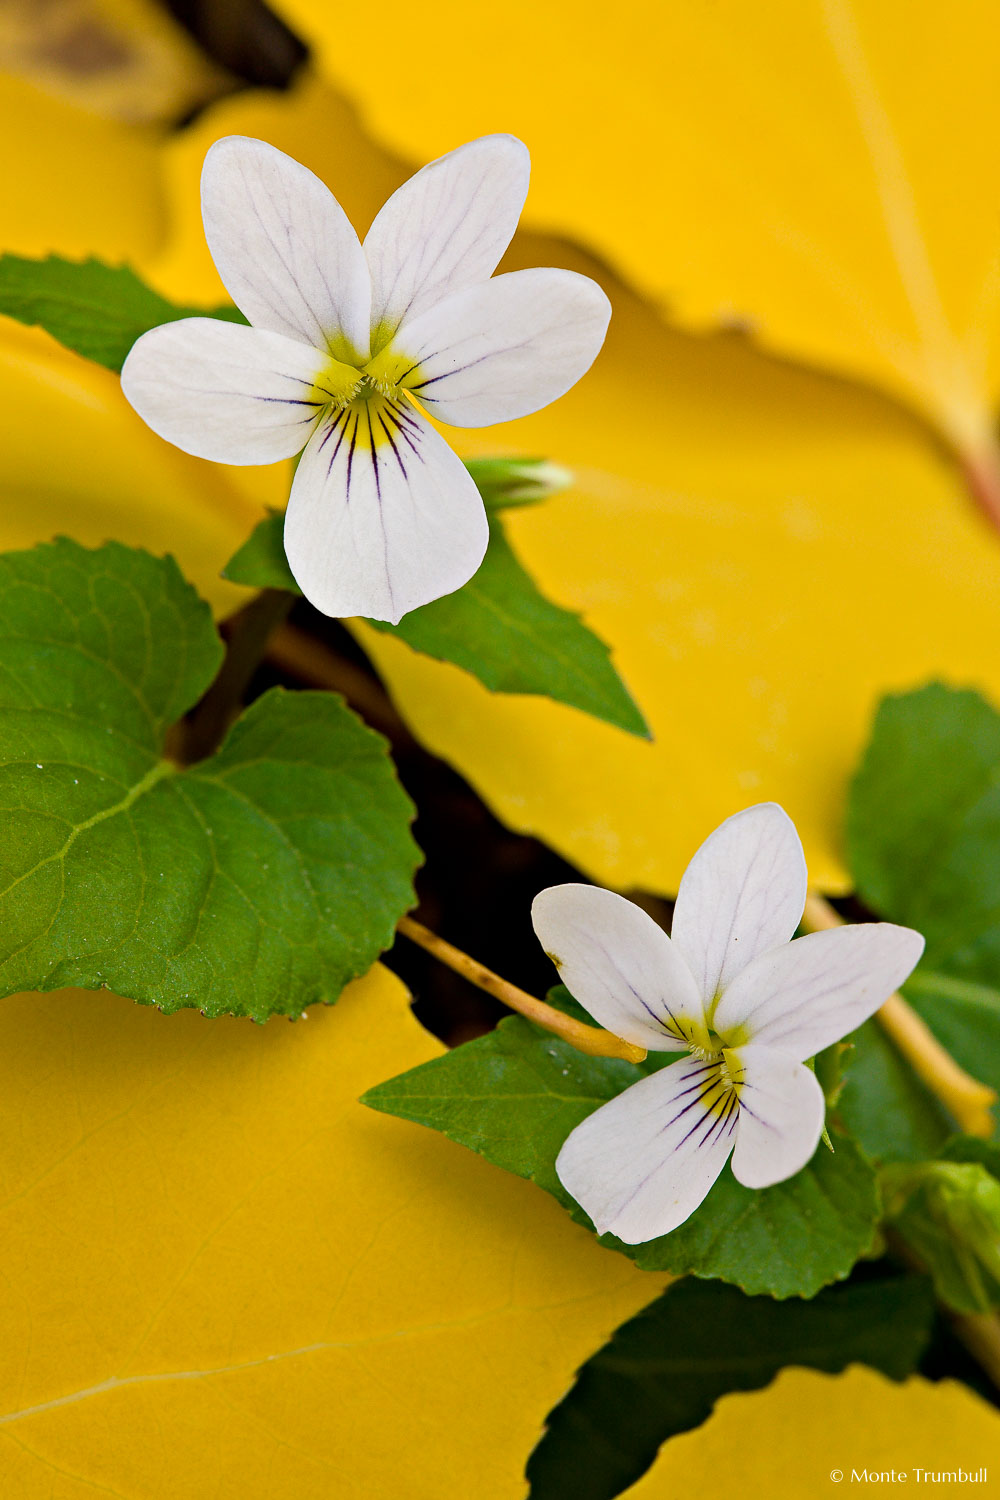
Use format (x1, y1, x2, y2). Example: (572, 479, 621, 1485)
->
(365, 134, 530, 344)
(120, 318, 328, 464)
(555, 1056, 738, 1243)
(531, 885, 707, 1051)
(729, 1043, 827, 1189)
(283, 399, 488, 623)
(671, 803, 808, 1007)
(392, 269, 611, 428)
(201, 136, 371, 361)
(713, 923, 925, 1061)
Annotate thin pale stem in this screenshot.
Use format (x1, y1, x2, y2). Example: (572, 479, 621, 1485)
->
(396, 915, 647, 1064)
(802, 893, 996, 1138)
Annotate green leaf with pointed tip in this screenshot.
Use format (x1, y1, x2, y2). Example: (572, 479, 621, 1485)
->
(362, 1014, 879, 1298)
(0, 254, 245, 371)
(0, 539, 419, 1020)
(525, 1273, 934, 1500)
(223, 511, 650, 737)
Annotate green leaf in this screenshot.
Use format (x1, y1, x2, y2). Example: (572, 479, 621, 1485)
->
(363, 1015, 880, 1298)
(847, 682, 1000, 1141)
(838, 1018, 952, 1163)
(223, 511, 650, 737)
(223, 510, 298, 592)
(849, 682, 1000, 987)
(882, 1160, 1000, 1314)
(0, 539, 419, 1020)
(0, 254, 244, 371)
(526, 1274, 934, 1500)
(902, 969, 1000, 1106)
(941, 1135, 1000, 1176)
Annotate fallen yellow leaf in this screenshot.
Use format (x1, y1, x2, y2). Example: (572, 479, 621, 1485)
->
(357, 258, 1000, 894)
(0, 320, 268, 613)
(142, 72, 1000, 892)
(619, 1365, 1000, 1498)
(0, 71, 282, 609)
(0, 0, 231, 126)
(0, 70, 166, 262)
(0, 969, 663, 1498)
(273, 0, 1000, 476)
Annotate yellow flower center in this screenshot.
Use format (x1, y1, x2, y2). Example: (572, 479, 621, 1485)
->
(310, 347, 423, 417)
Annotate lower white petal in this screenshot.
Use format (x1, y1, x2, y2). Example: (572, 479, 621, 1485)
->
(555, 1055, 738, 1243)
(392, 268, 612, 428)
(283, 399, 488, 623)
(121, 318, 327, 464)
(531, 884, 706, 1051)
(729, 1043, 826, 1189)
(713, 923, 925, 1062)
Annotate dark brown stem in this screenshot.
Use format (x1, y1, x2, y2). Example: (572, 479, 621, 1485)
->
(171, 588, 294, 765)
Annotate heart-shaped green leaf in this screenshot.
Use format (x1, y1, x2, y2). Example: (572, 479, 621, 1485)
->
(0, 539, 419, 1019)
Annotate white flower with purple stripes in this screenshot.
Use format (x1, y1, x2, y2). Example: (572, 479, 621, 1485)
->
(121, 133, 610, 623)
(532, 803, 924, 1243)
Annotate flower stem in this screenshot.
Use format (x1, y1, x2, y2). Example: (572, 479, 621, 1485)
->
(958, 432, 1000, 537)
(951, 1311, 1000, 1393)
(802, 893, 996, 1137)
(174, 588, 294, 764)
(396, 915, 647, 1064)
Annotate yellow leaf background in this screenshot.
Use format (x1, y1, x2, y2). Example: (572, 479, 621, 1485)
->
(8, 39, 1000, 888)
(620, 1366, 1000, 1497)
(0, 970, 664, 1497)
(274, 0, 1000, 465)
(3, 12, 1000, 1493)
(143, 63, 1000, 892)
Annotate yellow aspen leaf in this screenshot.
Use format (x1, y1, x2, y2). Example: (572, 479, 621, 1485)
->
(0, 320, 272, 614)
(0, 968, 663, 1498)
(0, 71, 166, 262)
(0, 0, 231, 127)
(618, 1366, 1000, 1497)
(141, 75, 1000, 891)
(144, 71, 408, 306)
(356, 256, 1000, 895)
(0, 70, 280, 606)
(273, 0, 1000, 476)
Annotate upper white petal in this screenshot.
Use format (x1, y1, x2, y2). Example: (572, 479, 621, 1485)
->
(364, 134, 530, 342)
(729, 1043, 827, 1189)
(393, 269, 611, 429)
(713, 923, 925, 1061)
(671, 803, 808, 1007)
(531, 885, 707, 1051)
(120, 318, 327, 464)
(555, 1056, 738, 1243)
(201, 136, 371, 361)
(283, 399, 488, 624)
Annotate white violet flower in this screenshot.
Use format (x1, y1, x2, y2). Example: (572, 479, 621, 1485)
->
(121, 134, 611, 624)
(531, 802, 924, 1243)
